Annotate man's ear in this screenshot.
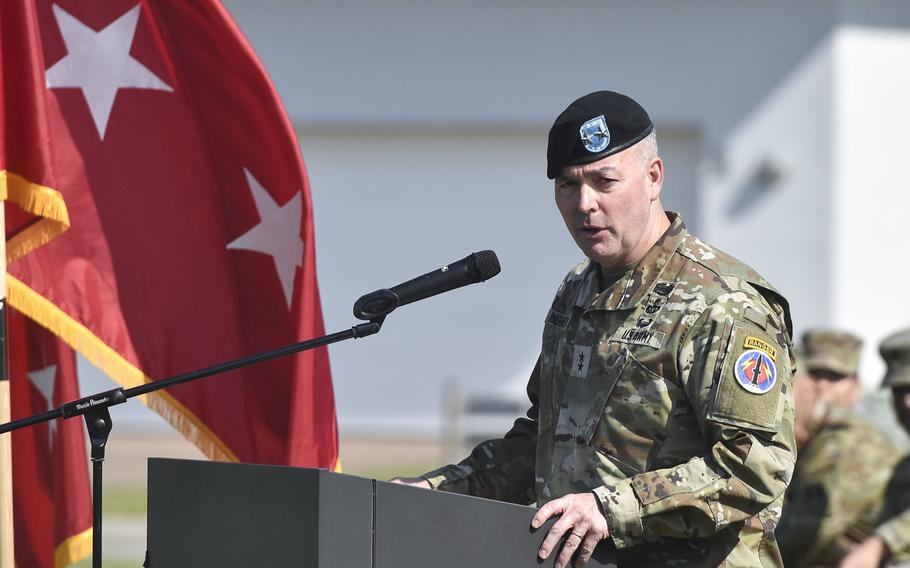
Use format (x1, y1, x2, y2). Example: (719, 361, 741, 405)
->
(647, 157, 664, 201)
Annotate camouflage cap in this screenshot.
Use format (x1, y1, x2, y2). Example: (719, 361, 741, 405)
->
(801, 329, 863, 377)
(881, 328, 910, 387)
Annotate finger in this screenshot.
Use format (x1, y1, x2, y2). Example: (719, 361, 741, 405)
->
(388, 477, 430, 489)
(554, 529, 586, 568)
(532, 497, 566, 529)
(574, 533, 600, 567)
(538, 515, 577, 560)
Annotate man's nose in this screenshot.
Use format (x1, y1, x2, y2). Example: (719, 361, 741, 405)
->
(577, 184, 597, 215)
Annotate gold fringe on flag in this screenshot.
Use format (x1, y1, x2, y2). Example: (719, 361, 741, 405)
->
(1, 172, 341, 469)
(0, 171, 71, 263)
(7, 275, 239, 463)
(53, 528, 92, 568)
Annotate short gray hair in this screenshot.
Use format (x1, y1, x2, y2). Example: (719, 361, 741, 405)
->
(638, 129, 659, 164)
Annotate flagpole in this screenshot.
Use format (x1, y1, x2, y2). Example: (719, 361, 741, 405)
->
(0, 203, 14, 568)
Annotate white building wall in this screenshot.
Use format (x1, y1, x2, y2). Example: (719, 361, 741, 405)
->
(699, 40, 835, 337)
(298, 125, 700, 425)
(210, 1, 910, 428)
(223, 0, 841, 144)
(833, 27, 910, 386)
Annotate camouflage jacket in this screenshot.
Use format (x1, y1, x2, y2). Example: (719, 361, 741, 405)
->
(878, 455, 910, 565)
(423, 214, 796, 567)
(776, 400, 898, 566)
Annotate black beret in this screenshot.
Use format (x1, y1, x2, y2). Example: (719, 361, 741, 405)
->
(546, 91, 654, 179)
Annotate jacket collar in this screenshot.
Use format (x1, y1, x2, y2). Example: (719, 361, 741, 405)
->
(575, 212, 688, 311)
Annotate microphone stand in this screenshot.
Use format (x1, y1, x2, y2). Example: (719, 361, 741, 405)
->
(0, 318, 384, 568)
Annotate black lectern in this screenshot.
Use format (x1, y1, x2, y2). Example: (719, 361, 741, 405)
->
(146, 458, 619, 567)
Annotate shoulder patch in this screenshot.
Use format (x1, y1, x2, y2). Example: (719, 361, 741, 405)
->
(734, 350, 777, 394)
(707, 318, 791, 432)
(743, 336, 777, 360)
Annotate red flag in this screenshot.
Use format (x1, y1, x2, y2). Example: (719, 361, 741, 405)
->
(2, 0, 338, 473)
(1, 1, 72, 256)
(9, 307, 92, 568)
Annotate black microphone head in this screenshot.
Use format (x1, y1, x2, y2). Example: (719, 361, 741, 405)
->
(470, 250, 501, 282)
(353, 288, 400, 320)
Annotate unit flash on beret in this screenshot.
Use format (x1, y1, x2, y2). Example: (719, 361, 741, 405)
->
(579, 115, 610, 153)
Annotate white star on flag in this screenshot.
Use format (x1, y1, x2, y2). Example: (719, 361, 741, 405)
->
(227, 169, 304, 310)
(28, 365, 59, 447)
(45, 3, 173, 139)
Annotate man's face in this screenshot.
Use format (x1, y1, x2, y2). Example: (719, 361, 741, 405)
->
(809, 369, 860, 411)
(793, 370, 820, 448)
(554, 144, 662, 267)
(892, 385, 910, 434)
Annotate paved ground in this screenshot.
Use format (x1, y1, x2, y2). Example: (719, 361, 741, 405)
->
(103, 515, 146, 562)
(103, 432, 207, 488)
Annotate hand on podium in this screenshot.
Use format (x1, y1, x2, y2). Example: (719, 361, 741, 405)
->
(532, 492, 610, 568)
(389, 476, 431, 490)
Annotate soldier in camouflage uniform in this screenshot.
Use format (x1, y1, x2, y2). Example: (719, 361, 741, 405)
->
(802, 330, 865, 411)
(394, 91, 796, 567)
(776, 332, 898, 567)
(842, 329, 910, 568)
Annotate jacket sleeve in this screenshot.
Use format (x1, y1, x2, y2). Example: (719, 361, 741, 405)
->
(877, 509, 910, 559)
(420, 357, 540, 505)
(876, 457, 910, 561)
(776, 419, 896, 566)
(593, 294, 797, 548)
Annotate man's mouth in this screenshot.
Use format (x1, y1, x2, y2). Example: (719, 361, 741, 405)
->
(579, 225, 607, 239)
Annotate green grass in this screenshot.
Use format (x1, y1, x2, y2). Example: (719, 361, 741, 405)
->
(102, 486, 147, 517)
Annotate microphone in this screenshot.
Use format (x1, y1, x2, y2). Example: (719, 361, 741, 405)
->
(353, 250, 501, 320)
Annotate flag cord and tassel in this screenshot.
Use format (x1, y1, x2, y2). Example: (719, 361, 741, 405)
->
(0, 317, 383, 566)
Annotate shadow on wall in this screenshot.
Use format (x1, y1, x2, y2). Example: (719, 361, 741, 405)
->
(725, 158, 786, 218)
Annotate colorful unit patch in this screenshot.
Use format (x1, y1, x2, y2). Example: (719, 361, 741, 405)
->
(734, 349, 777, 394)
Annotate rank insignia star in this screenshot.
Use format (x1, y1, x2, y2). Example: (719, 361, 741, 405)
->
(570, 345, 592, 379)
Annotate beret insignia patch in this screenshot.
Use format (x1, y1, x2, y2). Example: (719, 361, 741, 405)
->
(579, 115, 610, 153)
(734, 349, 777, 394)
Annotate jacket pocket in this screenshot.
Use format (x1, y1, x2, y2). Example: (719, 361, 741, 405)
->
(539, 313, 568, 430)
(583, 349, 684, 474)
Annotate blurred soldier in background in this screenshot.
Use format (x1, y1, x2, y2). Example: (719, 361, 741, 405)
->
(803, 330, 865, 411)
(777, 331, 898, 566)
(841, 328, 910, 568)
